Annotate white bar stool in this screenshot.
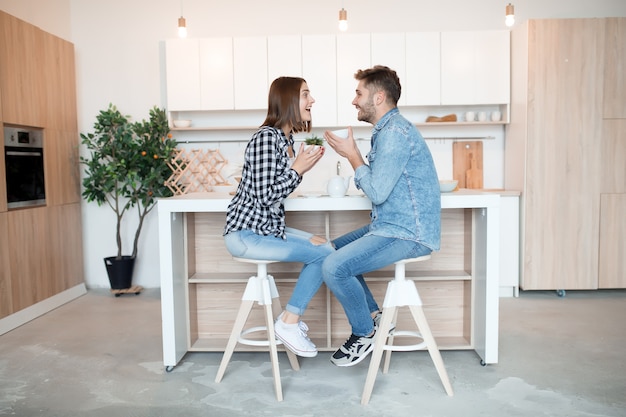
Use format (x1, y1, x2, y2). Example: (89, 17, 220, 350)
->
(361, 255, 454, 405)
(215, 257, 300, 402)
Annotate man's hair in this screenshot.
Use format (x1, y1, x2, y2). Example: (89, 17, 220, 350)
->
(354, 65, 401, 105)
(262, 76, 311, 133)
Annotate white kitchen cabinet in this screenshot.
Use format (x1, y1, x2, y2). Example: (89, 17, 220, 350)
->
(336, 33, 371, 127)
(165, 39, 201, 111)
(233, 36, 268, 110)
(267, 35, 302, 83)
(371, 33, 407, 105)
(302, 35, 337, 127)
(441, 31, 510, 105)
(405, 32, 441, 106)
(199, 37, 234, 110)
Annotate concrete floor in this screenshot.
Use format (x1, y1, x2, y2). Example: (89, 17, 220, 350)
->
(0, 289, 625, 417)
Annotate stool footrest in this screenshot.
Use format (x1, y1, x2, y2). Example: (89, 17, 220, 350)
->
(238, 326, 283, 347)
(383, 330, 426, 352)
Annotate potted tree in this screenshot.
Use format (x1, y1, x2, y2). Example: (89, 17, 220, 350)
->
(80, 104, 178, 290)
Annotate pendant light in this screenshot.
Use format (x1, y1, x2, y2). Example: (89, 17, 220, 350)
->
(177, 1, 187, 38)
(338, 8, 348, 32)
(505, 3, 515, 27)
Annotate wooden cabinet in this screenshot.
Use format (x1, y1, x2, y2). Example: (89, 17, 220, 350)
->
(0, 212, 11, 318)
(0, 11, 85, 327)
(603, 18, 626, 119)
(506, 18, 625, 290)
(302, 35, 337, 127)
(441, 31, 510, 105)
(0, 12, 46, 127)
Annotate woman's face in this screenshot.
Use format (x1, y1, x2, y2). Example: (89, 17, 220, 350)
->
(299, 82, 315, 122)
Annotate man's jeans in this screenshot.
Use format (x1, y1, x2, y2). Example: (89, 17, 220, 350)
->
(324, 225, 432, 337)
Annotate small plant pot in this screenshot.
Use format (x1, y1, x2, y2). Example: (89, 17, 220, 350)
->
(104, 256, 136, 290)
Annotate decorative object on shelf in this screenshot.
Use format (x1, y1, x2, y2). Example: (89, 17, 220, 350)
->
(173, 119, 191, 128)
(452, 141, 483, 189)
(425, 114, 457, 122)
(165, 148, 228, 195)
(505, 3, 515, 27)
(491, 111, 502, 121)
(81, 104, 178, 290)
(338, 7, 348, 32)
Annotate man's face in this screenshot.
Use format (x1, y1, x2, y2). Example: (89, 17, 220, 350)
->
(352, 80, 376, 124)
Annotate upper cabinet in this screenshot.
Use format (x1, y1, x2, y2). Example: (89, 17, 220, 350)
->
(441, 31, 510, 105)
(337, 33, 371, 127)
(302, 35, 337, 127)
(164, 30, 510, 129)
(199, 37, 234, 110)
(405, 32, 441, 106)
(233, 37, 268, 110)
(165, 39, 202, 111)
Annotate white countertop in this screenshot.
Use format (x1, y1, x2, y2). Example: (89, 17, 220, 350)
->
(157, 189, 516, 213)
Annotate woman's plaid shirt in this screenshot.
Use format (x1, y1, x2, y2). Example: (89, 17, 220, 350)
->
(224, 126, 302, 239)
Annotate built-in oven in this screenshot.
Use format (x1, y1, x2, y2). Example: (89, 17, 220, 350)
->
(3, 126, 46, 209)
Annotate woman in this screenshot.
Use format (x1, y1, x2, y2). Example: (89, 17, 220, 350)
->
(223, 77, 332, 357)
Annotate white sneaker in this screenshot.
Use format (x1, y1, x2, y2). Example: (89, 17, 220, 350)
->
(274, 313, 318, 357)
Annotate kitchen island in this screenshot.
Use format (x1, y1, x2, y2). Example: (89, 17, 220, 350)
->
(157, 190, 501, 370)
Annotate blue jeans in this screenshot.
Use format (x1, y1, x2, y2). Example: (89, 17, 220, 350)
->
(224, 228, 334, 316)
(323, 225, 432, 337)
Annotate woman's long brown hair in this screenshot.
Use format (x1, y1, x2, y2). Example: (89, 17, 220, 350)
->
(262, 76, 311, 134)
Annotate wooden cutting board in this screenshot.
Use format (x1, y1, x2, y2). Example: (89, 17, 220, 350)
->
(453, 141, 483, 189)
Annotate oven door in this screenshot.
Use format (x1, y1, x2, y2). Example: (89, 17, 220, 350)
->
(4, 146, 46, 209)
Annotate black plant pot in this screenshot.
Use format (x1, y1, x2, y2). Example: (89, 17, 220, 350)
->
(104, 256, 136, 290)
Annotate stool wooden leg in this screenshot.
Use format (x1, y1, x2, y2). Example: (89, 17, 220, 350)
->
(361, 306, 396, 405)
(215, 299, 255, 383)
(382, 308, 400, 373)
(408, 305, 454, 396)
(270, 296, 300, 371)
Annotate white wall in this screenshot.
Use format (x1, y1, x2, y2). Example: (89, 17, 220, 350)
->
(1, 0, 625, 288)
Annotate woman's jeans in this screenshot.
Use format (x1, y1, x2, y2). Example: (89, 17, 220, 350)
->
(224, 228, 334, 316)
(323, 225, 432, 337)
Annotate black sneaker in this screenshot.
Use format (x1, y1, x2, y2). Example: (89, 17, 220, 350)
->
(330, 332, 375, 367)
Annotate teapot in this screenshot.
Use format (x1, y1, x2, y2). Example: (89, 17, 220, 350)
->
(327, 161, 352, 197)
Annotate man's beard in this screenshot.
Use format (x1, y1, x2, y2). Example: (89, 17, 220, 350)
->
(356, 98, 375, 124)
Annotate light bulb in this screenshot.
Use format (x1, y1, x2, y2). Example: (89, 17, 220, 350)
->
(505, 3, 515, 27)
(178, 17, 187, 38)
(338, 8, 348, 32)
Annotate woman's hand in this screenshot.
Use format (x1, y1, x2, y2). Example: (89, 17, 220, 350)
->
(291, 142, 325, 177)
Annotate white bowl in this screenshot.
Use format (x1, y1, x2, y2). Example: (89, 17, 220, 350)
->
(332, 128, 349, 139)
(173, 119, 191, 128)
(439, 180, 458, 193)
(304, 144, 321, 153)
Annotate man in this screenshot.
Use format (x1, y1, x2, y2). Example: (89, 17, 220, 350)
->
(322, 65, 441, 367)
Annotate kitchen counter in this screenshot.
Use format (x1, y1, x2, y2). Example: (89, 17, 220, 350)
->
(158, 189, 506, 370)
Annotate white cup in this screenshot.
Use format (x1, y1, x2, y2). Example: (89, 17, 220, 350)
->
(332, 128, 349, 139)
(465, 111, 475, 122)
(477, 111, 487, 122)
(491, 111, 502, 122)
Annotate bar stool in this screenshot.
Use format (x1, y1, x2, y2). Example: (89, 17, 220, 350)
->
(361, 255, 454, 405)
(215, 258, 300, 402)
